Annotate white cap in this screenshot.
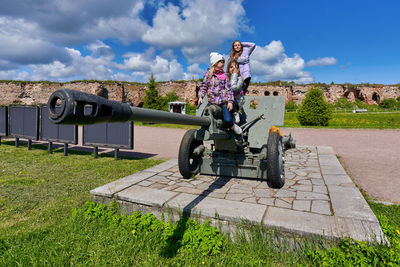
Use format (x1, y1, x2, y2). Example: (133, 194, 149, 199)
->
(209, 52, 224, 66)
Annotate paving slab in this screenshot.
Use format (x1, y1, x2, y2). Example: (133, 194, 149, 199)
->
(91, 145, 387, 244)
(166, 193, 267, 222)
(117, 186, 179, 207)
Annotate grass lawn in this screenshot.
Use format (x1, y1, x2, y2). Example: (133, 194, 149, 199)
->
(0, 140, 162, 236)
(134, 111, 400, 130)
(0, 141, 399, 266)
(283, 111, 400, 129)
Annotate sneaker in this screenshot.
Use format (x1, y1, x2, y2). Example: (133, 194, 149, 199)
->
(233, 112, 240, 124)
(231, 124, 242, 135)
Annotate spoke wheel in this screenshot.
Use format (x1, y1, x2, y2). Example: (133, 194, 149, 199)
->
(178, 129, 203, 178)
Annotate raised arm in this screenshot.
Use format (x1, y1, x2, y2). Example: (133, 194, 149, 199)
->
(241, 42, 256, 56)
(230, 73, 243, 93)
(225, 76, 234, 103)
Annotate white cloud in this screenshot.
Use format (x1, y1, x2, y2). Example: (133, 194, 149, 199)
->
(0, 17, 71, 65)
(86, 40, 115, 60)
(0, 70, 30, 80)
(184, 63, 206, 80)
(119, 49, 186, 82)
(251, 41, 313, 83)
(29, 42, 118, 81)
(142, 0, 246, 63)
(0, 0, 149, 45)
(0, 1, 335, 84)
(187, 63, 204, 74)
(306, 57, 338, 67)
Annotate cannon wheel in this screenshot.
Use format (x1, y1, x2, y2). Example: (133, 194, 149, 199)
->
(266, 131, 285, 188)
(178, 129, 203, 179)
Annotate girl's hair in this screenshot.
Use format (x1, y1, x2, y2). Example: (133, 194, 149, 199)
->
(229, 40, 243, 60)
(207, 65, 216, 81)
(226, 60, 239, 79)
(207, 60, 224, 81)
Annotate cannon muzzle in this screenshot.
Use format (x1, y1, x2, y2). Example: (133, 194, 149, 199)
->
(47, 89, 210, 126)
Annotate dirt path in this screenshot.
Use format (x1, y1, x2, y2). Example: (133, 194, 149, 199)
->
(132, 126, 400, 203)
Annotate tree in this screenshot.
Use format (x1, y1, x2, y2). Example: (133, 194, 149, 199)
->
(142, 74, 181, 111)
(297, 88, 333, 126)
(143, 74, 164, 110)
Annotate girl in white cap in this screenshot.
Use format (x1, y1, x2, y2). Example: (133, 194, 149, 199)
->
(198, 52, 242, 135)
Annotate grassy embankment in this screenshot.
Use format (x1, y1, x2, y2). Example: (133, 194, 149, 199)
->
(0, 141, 399, 265)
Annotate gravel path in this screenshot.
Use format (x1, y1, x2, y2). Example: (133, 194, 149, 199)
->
(133, 125, 400, 203)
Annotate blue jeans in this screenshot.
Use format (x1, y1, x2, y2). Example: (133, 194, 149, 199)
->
(221, 104, 233, 128)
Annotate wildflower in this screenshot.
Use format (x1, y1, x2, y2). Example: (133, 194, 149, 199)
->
(202, 261, 205, 265)
(18, 171, 22, 175)
(396, 229, 400, 236)
(131, 229, 136, 235)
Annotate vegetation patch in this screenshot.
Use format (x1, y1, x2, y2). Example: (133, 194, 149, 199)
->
(1, 140, 400, 265)
(297, 88, 333, 126)
(284, 112, 400, 129)
(0, 141, 162, 236)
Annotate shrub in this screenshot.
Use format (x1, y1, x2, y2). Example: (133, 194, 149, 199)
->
(158, 91, 180, 112)
(285, 101, 298, 111)
(397, 96, 400, 102)
(379, 98, 397, 109)
(297, 88, 332, 126)
(185, 100, 197, 115)
(355, 99, 369, 109)
(335, 97, 355, 109)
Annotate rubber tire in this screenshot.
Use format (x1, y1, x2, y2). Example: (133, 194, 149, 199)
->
(178, 129, 203, 179)
(266, 131, 285, 188)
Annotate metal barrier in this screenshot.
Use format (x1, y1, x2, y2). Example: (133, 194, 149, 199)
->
(1, 105, 134, 159)
(40, 105, 78, 155)
(9, 106, 39, 149)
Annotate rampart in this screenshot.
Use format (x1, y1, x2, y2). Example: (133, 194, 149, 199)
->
(0, 81, 399, 106)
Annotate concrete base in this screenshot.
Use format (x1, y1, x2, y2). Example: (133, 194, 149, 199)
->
(90, 146, 387, 244)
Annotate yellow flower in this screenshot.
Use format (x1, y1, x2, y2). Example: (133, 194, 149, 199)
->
(131, 229, 136, 235)
(201, 261, 205, 265)
(396, 229, 400, 236)
(18, 171, 22, 175)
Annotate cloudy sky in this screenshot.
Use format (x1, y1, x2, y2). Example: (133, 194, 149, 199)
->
(0, 0, 399, 84)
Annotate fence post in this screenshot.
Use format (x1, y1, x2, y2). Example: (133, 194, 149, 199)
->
(48, 141, 53, 154)
(64, 143, 68, 156)
(94, 147, 98, 159)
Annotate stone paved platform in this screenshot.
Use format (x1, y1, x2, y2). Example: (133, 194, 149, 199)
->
(91, 146, 387, 244)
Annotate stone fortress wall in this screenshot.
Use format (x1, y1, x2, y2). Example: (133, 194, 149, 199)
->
(0, 81, 399, 106)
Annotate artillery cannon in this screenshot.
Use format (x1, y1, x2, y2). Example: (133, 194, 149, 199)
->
(47, 89, 295, 188)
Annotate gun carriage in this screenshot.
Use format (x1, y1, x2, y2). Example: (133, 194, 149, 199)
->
(47, 89, 295, 188)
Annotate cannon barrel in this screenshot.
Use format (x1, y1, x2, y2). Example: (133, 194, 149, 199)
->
(47, 88, 211, 126)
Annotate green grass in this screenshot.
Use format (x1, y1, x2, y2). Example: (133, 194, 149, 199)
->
(0, 141, 162, 237)
(283, 111, 400, 129)
(134, 111, 400, 130)
(1, 141, 399, 266)
(135, 121, 197, 130)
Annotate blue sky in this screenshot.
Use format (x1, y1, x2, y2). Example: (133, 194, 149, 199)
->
(0, 0, 399, 84)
